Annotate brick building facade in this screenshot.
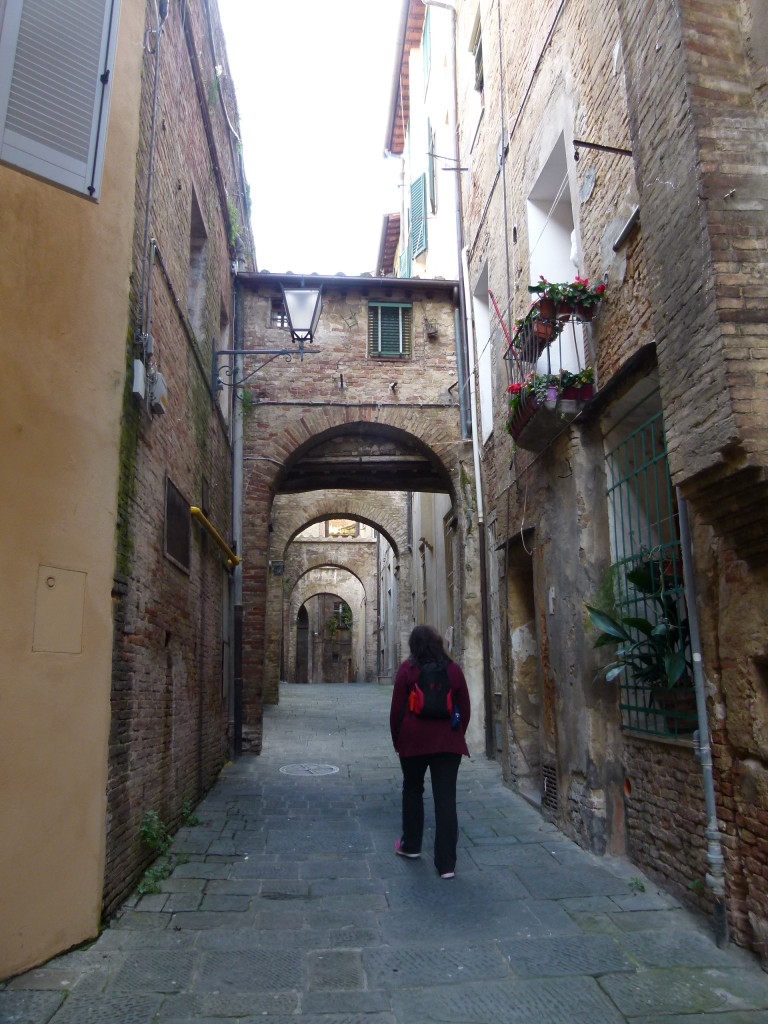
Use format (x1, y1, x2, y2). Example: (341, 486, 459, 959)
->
(234, 272, 488, 757)
(446, 0, 768, 959)
(104, 0, 253, 917)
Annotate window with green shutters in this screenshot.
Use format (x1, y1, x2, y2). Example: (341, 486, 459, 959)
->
(410, 174, 427, 258)
(368, 303, 412, 358)
(427, 120, 437, 214)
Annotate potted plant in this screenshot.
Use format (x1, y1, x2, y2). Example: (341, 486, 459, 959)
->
(528, 275, 606, 322)
(506, 367, 594, 448)
(563, 275, 605, 321)
(528, 277, 571, 321)
(586, 561, 696, 732)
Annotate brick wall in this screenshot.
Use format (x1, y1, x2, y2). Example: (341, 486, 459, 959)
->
(616, 0, 768, 565)
(104, 0, 248, 916)
(235, 279, 484, 744)
(615, 0, 768, 959)
(451, 0, 768, 960)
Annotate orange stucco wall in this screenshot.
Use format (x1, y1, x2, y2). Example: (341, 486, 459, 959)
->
(0, 0, 143, 978)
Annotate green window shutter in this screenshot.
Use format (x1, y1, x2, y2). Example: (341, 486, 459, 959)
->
(410, 174, 427, 258)
(427, 119, 436, 214)
(368, 304, 412, 358)
(398, 245, 411, 278)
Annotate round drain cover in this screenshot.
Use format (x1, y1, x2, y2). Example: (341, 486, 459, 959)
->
(280, 763, 339, 776)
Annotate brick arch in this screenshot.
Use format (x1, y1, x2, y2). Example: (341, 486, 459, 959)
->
(287, 568, 366, 684)
(284, 559, 369, 603)
(242, 405, 483, 740)
(271, 489, 406, 559)
(281, 541, 378, 687)
(274, 419, 456, 496)
(243, 408, 461, 518)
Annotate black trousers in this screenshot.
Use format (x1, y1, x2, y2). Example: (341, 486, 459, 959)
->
(399, 752, 461, 874)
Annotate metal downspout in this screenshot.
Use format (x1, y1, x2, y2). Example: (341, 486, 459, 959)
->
(232, 278, 244, 756)
(677, 491, 729, 947)
(462, 247, 494, 758)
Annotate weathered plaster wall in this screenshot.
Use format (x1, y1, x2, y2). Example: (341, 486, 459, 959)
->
(0, 0, 144, 979)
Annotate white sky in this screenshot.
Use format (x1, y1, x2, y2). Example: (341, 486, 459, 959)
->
(218, 0, 404, 276)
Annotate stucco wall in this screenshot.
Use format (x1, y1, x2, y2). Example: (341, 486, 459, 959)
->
(0, 0, 145, 979)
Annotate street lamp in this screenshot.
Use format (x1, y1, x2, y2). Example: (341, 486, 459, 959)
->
(211, 284, 323, 401)
(281, 284, 323, 358)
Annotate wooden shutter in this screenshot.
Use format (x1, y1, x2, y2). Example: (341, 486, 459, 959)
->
(0, 0, 121, 200)
(427, 120, 436, 214)
(410, 174, 427, 257)
(368, 304, 412, 358)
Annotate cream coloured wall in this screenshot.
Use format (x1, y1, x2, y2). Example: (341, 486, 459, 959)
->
(0, 0, 143, 978)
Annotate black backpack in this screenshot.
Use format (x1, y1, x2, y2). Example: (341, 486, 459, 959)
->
(410, 661, 453, 719)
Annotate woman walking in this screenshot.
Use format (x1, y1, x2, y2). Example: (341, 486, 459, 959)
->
(389, 625, 471, 878)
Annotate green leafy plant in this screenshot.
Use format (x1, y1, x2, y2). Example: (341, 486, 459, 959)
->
(226, 196, 241, 249)
(688, 877, 706, 896)
(528, 274, 605, 310)
(586, 562, 691, 689)
(506, 367, 594, 422)
(327, 601, 351, 640)
(140, 810, 171, 855)
(180, 801, 200, 827)
(137, 862, 171, 895)
(238, 387, 255, 420)
(628, 876, 646, 893)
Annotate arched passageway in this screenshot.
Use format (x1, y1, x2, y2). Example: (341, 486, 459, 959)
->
(237, 275, 484, 755)
(287, 563, 367, 683)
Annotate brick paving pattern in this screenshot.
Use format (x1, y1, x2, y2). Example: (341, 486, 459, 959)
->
(3, 684, 768, 1024)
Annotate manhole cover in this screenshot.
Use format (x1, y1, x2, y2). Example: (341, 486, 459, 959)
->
(279, 763, 339, 776)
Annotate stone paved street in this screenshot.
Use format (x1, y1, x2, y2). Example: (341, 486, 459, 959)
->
(3, 684, 768, 1024)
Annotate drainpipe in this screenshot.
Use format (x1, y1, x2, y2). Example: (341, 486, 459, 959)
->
(462, 247, 494, 758)
(232, 278, 244, 757)
(676, 491, 728, 947)
(376, 531, 382, 679)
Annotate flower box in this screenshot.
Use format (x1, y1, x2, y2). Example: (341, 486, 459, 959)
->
(508, 384, 594, 453)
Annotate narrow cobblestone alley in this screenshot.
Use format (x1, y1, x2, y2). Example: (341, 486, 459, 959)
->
(3, 684, 768, 1024)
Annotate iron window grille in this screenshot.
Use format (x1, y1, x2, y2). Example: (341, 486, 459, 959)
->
(368, 303, 412, 358)
(604, 399, 695, 739)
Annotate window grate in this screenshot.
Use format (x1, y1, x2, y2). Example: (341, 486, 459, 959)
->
(605, 401, 696, 739)
(542, 764, 558, 812)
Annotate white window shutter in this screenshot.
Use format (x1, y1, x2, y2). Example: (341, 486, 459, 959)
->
(0, 0, 121, 200)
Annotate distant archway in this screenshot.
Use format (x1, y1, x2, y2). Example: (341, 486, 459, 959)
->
(287, 566, 366, 683)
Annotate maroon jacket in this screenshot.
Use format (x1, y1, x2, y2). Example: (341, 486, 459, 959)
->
(390, 658, 471, 758)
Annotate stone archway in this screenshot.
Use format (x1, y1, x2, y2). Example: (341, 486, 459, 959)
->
(269, 492, 405, 696)
(288, 568, 366, 684)
(242, 417, 483, 752)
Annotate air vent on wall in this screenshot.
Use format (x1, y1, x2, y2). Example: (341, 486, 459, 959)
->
(542, 763, 558, 813)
